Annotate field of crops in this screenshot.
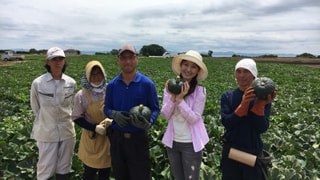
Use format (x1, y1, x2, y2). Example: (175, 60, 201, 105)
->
(0, 55, 319, 179)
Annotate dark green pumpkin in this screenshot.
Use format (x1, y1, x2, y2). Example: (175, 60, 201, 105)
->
(252, 77, 275, 99)
(130, 104, 152, 120)
(168, 76, 185, 94)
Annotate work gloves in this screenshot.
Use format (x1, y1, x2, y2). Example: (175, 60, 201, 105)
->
(235, 88, 255, 117)
(110, 110, 130, 127)
(95, 118, 113, 136)
(109, 110, 151, 130)
(99, 118, 113, 128)
(129, 114, 151, 130)
(95, 124, 106, 135)
(251, 89, 278, 116)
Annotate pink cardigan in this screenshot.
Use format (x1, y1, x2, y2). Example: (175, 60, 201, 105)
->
(161, 85, 209, 152)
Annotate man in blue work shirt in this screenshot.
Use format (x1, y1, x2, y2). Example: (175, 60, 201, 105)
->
(104, 44, 160, 180)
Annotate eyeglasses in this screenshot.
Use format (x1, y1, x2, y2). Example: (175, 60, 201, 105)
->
(119, 55, 137, 61)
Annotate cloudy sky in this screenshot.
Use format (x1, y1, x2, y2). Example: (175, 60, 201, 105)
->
(1, 0, 319, 55)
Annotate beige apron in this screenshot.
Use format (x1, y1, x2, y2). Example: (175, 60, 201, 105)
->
(77, 89, 111, 168)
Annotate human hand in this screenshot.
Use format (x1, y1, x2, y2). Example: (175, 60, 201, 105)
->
(251, 88, 278, 116)
(256, 88, 278, 105)
(110, 110, 130, 127)
(235, 88, 255, 117)
(176, 81, 189, 104)
(241, 88, 256, 106)
(95, 124, 106, 135)
(165, 79, 176, 102)
(100, 118, 113, 128)
(129, 114, 151, 130)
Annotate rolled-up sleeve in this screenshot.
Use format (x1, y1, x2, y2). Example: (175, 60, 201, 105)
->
(160, 88, 176, 120)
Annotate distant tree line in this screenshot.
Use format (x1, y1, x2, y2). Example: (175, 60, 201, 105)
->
(296, 53, 318, 58)
(232, 53, 319, 58)
(2, 47, 318, 58)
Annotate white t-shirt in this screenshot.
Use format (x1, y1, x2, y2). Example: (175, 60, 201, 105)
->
(172, 97, 192, 143)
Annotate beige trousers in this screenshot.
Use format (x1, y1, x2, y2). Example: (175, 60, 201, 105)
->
(36, 137, 76, 180)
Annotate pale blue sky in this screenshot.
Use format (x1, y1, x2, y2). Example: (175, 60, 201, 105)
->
(1, 0, 319, 55)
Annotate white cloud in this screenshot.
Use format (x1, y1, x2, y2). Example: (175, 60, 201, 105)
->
(0, 0, 319, 55)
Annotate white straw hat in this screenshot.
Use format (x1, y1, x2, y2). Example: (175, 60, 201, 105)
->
(172, 50, 208, 81)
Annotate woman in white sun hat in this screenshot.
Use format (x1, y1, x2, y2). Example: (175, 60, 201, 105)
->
(161, 50, 209, 180)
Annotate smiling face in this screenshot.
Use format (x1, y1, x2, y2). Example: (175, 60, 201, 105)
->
(235, 67, 255, 91)
(180, 60, 200, 82)
(90, 66, 104, 86)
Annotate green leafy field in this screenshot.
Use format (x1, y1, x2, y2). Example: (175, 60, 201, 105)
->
(0, 55, 319, 179)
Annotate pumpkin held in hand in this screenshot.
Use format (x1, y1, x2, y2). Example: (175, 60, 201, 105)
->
(252, 77, 275, 100)
(168, 76, 185, 94)
(130, 104, 152, 120)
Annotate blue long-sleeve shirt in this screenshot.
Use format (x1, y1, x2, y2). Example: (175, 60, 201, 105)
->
(104, 71, 160, 132)
(220, 88, 271, 155)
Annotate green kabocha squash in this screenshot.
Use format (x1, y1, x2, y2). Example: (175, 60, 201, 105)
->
(168, 76, 185, 94)
(130, 104, 152, 120)
(252, 77, 275, 100)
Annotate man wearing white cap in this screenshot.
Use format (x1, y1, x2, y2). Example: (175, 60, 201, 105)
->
(30, 47, 76, 180)
(103, 44, 159, 179)
(220, 58, 277, 180)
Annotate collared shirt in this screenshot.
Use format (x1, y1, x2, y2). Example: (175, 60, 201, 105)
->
(220, 88, 271, 155)
(161, 85, 209, 152)
(104, 71, 160, 132)
(30, 72, 76, 142)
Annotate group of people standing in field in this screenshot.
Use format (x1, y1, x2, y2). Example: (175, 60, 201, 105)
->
(30, 44, 277, 180)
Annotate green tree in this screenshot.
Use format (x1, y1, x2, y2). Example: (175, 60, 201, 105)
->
(110, 49, 118, 55)
(296, 53, 316, 58)
(208, 50, 213, 57)
(258, 54, 278, 58)
(140, 44, 166, 56)
(29, 48, 37, 54)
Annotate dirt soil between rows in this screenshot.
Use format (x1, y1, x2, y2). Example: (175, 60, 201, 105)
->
(0, 60, 26, 66)
(207, 57, 320, 68)
(1, 57, 320, 68)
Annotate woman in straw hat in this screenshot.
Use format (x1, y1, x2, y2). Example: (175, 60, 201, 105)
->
(161, 50, 209, 180)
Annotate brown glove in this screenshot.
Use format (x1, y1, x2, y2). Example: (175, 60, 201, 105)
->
(235, 88, 255, 117)
(251, 89, 278, 116)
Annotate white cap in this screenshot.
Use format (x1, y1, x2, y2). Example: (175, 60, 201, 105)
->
(235, 58, 258, 79)
(47, 47, 65, 60)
